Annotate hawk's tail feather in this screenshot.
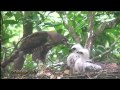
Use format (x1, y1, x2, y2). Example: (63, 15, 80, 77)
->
(1, 50, 19, 68)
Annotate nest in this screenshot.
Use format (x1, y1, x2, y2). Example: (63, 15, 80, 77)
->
(62, 63, 120, 79)
(62, 70, 120, 79)
(1, 63, 120, 79)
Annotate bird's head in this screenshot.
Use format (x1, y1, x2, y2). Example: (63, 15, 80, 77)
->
(70, 44, 83, 53)
(77, 48, 90, 59)
(47, 31, 68, 45)
(59, 36, 68, 45)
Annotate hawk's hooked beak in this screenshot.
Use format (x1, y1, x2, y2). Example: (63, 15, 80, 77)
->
(62, 38, 69, 47)
(64, 41, 69, 46)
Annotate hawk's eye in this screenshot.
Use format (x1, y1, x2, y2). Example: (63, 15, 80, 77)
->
(71, 48, 76, 51)
(62, 39, 68, 45)
(62, 39, 65, 42)
(72, 48, 76, 51)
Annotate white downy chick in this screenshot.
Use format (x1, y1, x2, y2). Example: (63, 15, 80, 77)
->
(83, 62, 102, 71)
(74, 48, 102, 73)
(67, 44, 83, 68)
(67, 52, 81, 69)
(67, 44, 83, 74)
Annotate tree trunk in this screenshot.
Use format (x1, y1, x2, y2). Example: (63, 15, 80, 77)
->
(13, 11, 33, 70)
(85, 11, 95, 53)
(23, 11, 33, 38)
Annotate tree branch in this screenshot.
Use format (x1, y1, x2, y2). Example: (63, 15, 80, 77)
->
(1, 12, 3, 45)
(95, 16, 120, 37)
(58, 12, 80, 43)
(85, 11, 95, 52)
(92, 35, 120, 60)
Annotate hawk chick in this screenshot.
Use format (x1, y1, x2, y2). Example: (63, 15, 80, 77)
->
(74, 49, 102, 73)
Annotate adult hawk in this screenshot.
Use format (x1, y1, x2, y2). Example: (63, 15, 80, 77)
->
(1, 31, 68, 70)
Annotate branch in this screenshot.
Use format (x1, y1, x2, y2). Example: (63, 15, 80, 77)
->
(58, 12, 80, 43)
(92, 35, 120, 60)
(85, 11, 95, 52)
(1, 50, 19, 68)
(95, 16, 120, 37)
(1, 12, 3, 45)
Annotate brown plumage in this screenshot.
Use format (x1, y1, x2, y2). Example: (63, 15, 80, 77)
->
(1, 31, 67, 70)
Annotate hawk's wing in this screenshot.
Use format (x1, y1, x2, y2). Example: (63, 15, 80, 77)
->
(19, 31, 48, 54)
(32, 44, 53, 63)
(32, 47, 42, 63)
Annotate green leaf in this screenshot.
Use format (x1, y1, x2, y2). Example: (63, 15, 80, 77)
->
(4, 20, 18, 24)
(14, 12, 22, 21)
(5, 11, 13, 17)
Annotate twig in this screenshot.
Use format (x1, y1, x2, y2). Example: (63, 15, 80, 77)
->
(92, 35, 120, 60)
(92, 70, 104, 79)
(62, 74, 86, 79)
(58, 12, 80, 43)
(9, 37, 24, 56)
(95, 16, 120, 37)
(2, 47, 7, 62)
(1, 35, 27, 68)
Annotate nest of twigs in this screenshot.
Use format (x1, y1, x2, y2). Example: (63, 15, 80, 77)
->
(1, 63, 120, 79)
(62, 70, 120, 79)
(62, 63, 120, 79)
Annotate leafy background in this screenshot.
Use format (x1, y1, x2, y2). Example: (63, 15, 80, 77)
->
(1, 11, 120, 72)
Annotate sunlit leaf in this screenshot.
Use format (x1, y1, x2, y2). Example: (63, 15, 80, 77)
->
(4, 20, 18, 24)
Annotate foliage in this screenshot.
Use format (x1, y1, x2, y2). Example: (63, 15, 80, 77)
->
(1, 11, 120, 72)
